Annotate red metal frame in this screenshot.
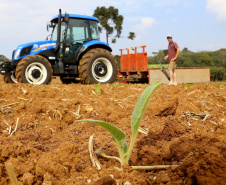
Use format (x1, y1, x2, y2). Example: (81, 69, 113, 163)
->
(119, 46, 148, 72)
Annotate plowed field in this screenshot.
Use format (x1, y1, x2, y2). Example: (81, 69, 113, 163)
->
(0, 78, 225, 185)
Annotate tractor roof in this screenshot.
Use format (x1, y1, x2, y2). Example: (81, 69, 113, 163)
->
(50, 14, 98, 22)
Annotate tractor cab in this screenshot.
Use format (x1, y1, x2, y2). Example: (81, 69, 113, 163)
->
(48, 14, 100, 64)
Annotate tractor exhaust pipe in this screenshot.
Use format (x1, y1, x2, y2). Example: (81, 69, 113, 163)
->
(161, 67, 170, 81)
(53, 9, 64, 74)
(55, 9, 62, 54)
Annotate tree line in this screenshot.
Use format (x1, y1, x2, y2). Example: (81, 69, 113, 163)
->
(148, 48, 226, 81)
(0, 55, 9, 62)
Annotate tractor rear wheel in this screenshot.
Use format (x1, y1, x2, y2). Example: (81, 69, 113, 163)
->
(16, 55, 53, 84)
(3, 72, 18, 83)
(78, 48, 118, 84)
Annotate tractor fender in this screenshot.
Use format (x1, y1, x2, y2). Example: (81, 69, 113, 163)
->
(75, 40, 112, 65)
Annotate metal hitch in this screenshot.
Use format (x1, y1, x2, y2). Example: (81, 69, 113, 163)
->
(0, 61, 14, 76)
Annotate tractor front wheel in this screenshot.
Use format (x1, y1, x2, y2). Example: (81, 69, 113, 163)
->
(78, 48, 118, 84)
(16, 55, 53, 84)
(3, 72, 18, 83)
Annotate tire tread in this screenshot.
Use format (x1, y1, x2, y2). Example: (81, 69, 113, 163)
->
(78, 48, 118, 84)
(15, 55, 53, 84)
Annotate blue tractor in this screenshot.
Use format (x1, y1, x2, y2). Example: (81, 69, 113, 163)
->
(0, 9, 118, 84)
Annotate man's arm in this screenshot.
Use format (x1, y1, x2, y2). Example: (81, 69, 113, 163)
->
(164, 55, 169, 60)
(172, 47, 180, 61)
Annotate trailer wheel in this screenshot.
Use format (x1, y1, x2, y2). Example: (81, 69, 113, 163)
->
(3, 72, 18, 83)
(78, 48, 118, 84)
(16, 55, 53, 84)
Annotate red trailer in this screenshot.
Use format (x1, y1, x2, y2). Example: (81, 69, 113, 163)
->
(118, 46, 149, 83)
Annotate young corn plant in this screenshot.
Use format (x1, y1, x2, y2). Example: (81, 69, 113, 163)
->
(113, 82, 119, 90)
(186, 84, 191, 88)
(94, 84, 101, 94)
(79, 82, 161, 166)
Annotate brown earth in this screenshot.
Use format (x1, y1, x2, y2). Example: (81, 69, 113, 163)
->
(0, 76, 225, 185)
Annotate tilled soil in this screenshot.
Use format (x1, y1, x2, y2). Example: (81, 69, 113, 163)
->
(0, 80, 225, 185)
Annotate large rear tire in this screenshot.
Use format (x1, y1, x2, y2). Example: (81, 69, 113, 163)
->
(78, 48, 118, 84)
(16, 55, 53, 84)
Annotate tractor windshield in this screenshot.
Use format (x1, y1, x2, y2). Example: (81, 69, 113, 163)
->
(51, 22, 66, 42)
(51, 19, 100, 42)
(90, 20, 100, 40)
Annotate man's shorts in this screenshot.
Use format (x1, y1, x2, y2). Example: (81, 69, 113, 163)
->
(169, 61, 176, 72)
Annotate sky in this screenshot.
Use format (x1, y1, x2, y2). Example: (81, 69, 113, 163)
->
(0, 0, 226, 59)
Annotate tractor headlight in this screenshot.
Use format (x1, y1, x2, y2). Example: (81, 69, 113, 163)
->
(14, 49, 21, 59)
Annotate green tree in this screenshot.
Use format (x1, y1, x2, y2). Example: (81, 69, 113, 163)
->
(93, 6, 135, 44)
(156, 50, 165, 64)
(182, 47, 188, 52)
(177, 54, 194, 67)
(0, 55, 9, 62)
(114, 55, 120, 68)
(177, 48, 226, 81)
(148, 50, 168, 64)
(195, 53, 214, 67)
(210, 67, 225, 81)
(181, 47, 193, 53)
(128, 32, 136, 40)
(217, 49, 226, 68)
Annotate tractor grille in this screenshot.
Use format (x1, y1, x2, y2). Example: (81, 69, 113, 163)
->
(20, 46, 33, 57)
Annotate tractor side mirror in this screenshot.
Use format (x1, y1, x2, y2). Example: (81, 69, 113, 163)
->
(47, 22, 49, 32)
(64, 13, 69, 22)
(47, 22, 54, 32)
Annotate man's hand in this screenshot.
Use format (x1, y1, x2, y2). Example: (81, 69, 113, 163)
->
(171, 57, 177, 61)
(164, 55, 168, 60)
(172, 48, 180, 61)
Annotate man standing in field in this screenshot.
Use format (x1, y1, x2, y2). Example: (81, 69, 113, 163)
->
(164, 34, 180, 85)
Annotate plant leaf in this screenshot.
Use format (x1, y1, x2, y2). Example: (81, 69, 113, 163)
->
(79, 119, 126, 140)
(95, 147, 121, 163)
(122, 139, 128, 153)
(78, 119, 127, 160)
(126, 82, 161, 162)
(94, 84, 101, 94)
(131, 82, 161, 138)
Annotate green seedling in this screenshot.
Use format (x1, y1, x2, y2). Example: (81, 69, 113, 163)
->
(78, 82, 161, 166)
(113, 82, 124, 90)
(94, 84, 101, 94)
(186, 84, 191, 88)
(113, 82, 119, 90)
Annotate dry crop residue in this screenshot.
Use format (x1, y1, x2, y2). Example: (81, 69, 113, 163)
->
(0, 81, 225, 185)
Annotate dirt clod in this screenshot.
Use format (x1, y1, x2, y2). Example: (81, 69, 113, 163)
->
(0, 80, 225, 184)
(92, 175, 116, 185)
